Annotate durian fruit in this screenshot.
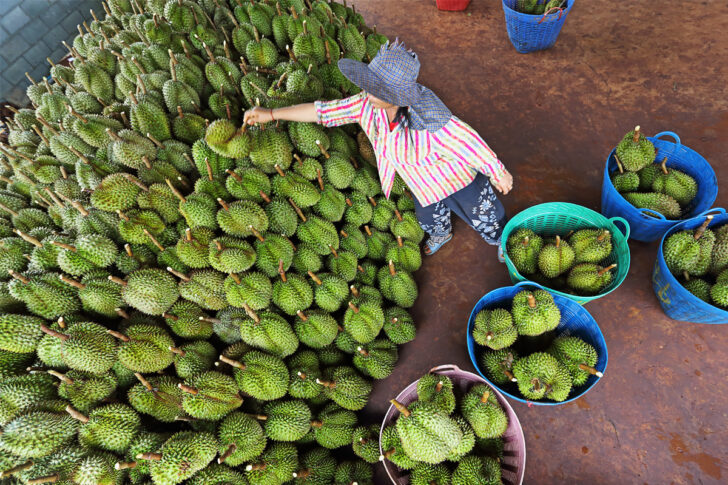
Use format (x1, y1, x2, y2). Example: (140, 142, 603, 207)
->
(511, 289, 561, 336)
(216, 412, 267, 467)
(512, 352, 573, 402)
(142, 431, 218, 485)
(317, 366, 372, 411)
(0, 410, 78, 458)
(379, 424, 418, 470)
(460, 384, 508, 439)
(710, 225, 728, 275)
(342, 298, 384, 344)
(390, 399, 463, 464)
(683, 274, 712, 302)
(567, 263, 617, 295)
(652, 158, 698, 206)
(615, 125, 656, 172)
(663, 224, 707, 275)
(310, 402, 358, 449)
(238, 308, 299, 358)
(569, 229, 613, 264)
(53, 369, 117, 413)
(244, 442, 299, 485)
(169, 340, 216, 379)
(333, 459, 374, 485)
(378, 260, 418, 308)
(352, 424, 381, 464)
(352, 338, 398, 379)
(447, 415, 476, 461)
(410, 462, 452, 485)
(70, 402, 141, 453)
(416, 373, 456, 414)
(451, 455, 501, 485)
(537, 235, 575, 278)
(219, 349, 289, 401)
(472, 308, 518, 350)
(110, 324, 175, 373)
(623, 192, 681, 219)
(611, 171, 640, 193)
(506, 227, 543, 275)
(257, 399, 312, 442)
(178, 371, 243, 420)
(548, 336, 602, 386)
(383, 306, 416, 344)
(127, 374, 186, 423)
(39, 321, 117, 374)
(711, 269, 728, 308)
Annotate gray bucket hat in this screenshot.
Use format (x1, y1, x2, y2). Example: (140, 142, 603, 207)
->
(337, 39, 452, 132)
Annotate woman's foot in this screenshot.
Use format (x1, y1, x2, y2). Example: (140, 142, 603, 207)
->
(424, 233, 453, 255)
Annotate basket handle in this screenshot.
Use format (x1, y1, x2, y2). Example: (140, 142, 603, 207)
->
(538, 7, 564, 23)
(652, 131, 681, 145)
(514, 281, 545, 290)
(608, 216, 631, 240)
(696, 208, 726, 217)
(429, 364, 462, 374)
(637, 208, 667, 220)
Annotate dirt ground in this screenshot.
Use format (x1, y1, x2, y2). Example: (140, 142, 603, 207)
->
(353, 1, 728, 483)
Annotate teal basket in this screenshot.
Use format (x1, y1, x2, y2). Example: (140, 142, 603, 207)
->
(652, 209, 728, 324)
(501, 202, 631, 304)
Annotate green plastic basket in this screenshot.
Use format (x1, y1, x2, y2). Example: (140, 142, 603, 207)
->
(501, 202, 631, 304)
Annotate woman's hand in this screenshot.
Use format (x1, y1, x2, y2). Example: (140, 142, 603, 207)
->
(492, 170, 513, 195)
(243, 107, 274, 125)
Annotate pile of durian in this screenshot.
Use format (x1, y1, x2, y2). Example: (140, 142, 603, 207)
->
(0, 1, 424, 484)
(472, 289, 603, 402)
(505, 227, 617, 296)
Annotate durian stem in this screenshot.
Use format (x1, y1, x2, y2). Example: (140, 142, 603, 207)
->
(0, 460, 34, 477)
(485, 331, 494, 341)
(660, 157, 669, 175)
(166, 267, 190, 282)
(141, 155, 152, 169)
(289, 198, 307, 222)
(229, 272, 241, 285)
(47, 369, 73, 384)
(598, 264, 617, 276)
(694, 215, 714, 240)
(522, 236, 530, 247)
(317, 169, 324, 190)
(530, 378, 541, 392)
(505, 370, 517, 382)
(134, 373, 154, 391)
(350, 285, 359, 297)
(340, 229, 349, 238)
(329, 245, 338, 258)
(115, 461, 137, 470)
(108, 275, 127, 286)
(177, 384, 199, 395)
(143, 229, 165, 251)
(107, 330, 130, 342)
(315, 139, 330, 158)
(244, 302, 262, 323)
(66, 106, 88, 123)
(480, 391, 490, 403)
(250, 414, 267, 421)
(136, 453, 162, 461)
(246, 463, 266, 472)
(0, 202, 19, 218)
(345, 198, 353, 207)
(597, 230, 610, 242)
(397, 236, 403, 247)
(146, 133, 163, 148)
(297, 370, 307, 380)
(125, 174, 149, 192)
(368, 196, 377, 207)
(205, 158, 215, 181)
(632, 125, 641, 143)
(435, 380, 443, 392)
(169, 346, 185, 356)
(12, 230, 42, 247)
(65, 405, 89, 423)
(59, 275, 85, 289)
(27, 475, 59, 484)
(307, 271, 322, 285)
(357, 347, 369, 357)
(115, 308, 129, 319)
(578, 364, 603, 377)
(218, 354, 246, 369)
(296, 310, 308, 321)
(248, 225, 265, 242)
(683, 271, 691, 281)
(526, 294, 536, 308)
(389, 399, 411, 417)
(315, 378, 335, 389)
(218, 444, 237, 464)
(166, 179, 186, 202)
(380, 448, 397, 460)
(200, 315, 221, 324)
(40, 325, 69, 340)
(225, 169, 242, 181)
(555, 235, 561, 248)
(388, 260, 397, 276)
(394, 209, 403, 222)
(363, 225, 372, 236)
(324, 39, 332, 64)
(294, 468, 312, 478)
(358, 264, 365, 273)
(274, 164, 286, 177)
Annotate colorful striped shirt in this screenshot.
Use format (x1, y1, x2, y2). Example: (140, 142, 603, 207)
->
(314, 91, 506, 207)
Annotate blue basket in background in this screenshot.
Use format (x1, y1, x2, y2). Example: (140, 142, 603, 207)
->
(502, 0, 574, 54)
(652, 209, 728, 324)
(601, 131, 718, 242)
(466, 282, 608, 406)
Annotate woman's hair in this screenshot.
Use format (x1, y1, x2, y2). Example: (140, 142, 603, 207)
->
(393, 106, 410, 128)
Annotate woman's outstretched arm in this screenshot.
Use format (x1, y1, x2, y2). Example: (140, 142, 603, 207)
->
(243, 104, 318, 125)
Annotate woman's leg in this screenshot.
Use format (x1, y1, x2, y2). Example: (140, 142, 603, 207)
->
(413, 196, 453, 254)
(445, 173, 507, 245)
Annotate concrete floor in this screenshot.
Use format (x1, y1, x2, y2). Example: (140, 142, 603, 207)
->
(355, 1, 728, 484)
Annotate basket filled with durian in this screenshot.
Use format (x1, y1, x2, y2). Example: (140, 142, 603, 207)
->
(467, 282, 608, 405)
(379, 364, 526, 485)
(653, 210, 728, 324)
(501, 202, 631, 305)
(601, 127, 718, 242)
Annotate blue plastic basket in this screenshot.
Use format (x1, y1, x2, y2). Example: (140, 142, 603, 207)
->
(467, 282, 608, 406)
(502, 0, 574, 54)
(652, 209, 728, 324)
(601, 131, 718, 242)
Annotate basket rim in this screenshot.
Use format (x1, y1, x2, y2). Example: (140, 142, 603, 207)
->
(501, 0, 574, 19)
(466, 282, 608, 406)
(500, 202, 631, 303)
(655, 209, 728, 322)
(602, 135, 718, 224)
(379, 364, 526, 485)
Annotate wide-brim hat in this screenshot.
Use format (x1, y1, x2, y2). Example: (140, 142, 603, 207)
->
(337, 39, 452, 132)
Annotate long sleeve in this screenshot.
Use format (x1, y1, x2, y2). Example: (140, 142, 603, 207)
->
(433, 117, 507, 184)
(314, 91, 369, 127)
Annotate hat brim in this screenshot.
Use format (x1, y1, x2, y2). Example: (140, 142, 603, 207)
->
(337, 58, 421, 107)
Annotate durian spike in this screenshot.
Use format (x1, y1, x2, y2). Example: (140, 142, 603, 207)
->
(289, 198, 307, 221)
(0, 461, 34, 478)
(115, 462, 137, 470)
(598, 264, 617, 276)
(249, 225, 265, 242)
(389, 399, 411, 417)
(480, 390, 490, 403)
(307, 271, 322, 285)
(107, 330, 130, 342)
(694, 215, 713, 240)
(169, 346, 185, 356)
(218, 444, 237, 464)
(107, 275, 127, 286)
(350, 285, 359, 297)
(388, 260, 397, 276)
(65, 405, 89, 423)
(526, 294, 537, 308)
(348, 301, 359, 313)
(218, 354, 246, 369)
(296, 310, 308, 321)
(578, 363, 604, 377)
(166, 267, 190, 282)
(136, 453, 162, 461)
(632, 125, 641, 143)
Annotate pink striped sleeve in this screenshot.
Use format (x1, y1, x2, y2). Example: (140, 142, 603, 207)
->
(435, 117, 507, 183)
(314, 92, 368, 127)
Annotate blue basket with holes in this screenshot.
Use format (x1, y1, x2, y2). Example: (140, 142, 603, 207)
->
(467, 282, 608, 406)
(601, 131, 718, 242)
(652, 209, 728, 324)
(502, 0, 574, 54)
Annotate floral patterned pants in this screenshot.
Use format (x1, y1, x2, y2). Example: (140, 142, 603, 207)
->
(412, 173, 507, 246)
